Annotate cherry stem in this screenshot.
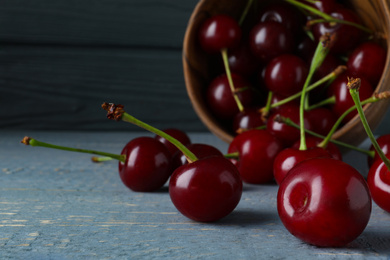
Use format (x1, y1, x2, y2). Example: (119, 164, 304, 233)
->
(221, 48, 245, 112)
(349, 79, 390, 170)
(91, 156, 114, 162)
(102, 102, 198, 163)
(284, 0, 373, 34)
(20, 136, 126, 163)
(306, 96, 336, 110)
(307, 18, 372, 34)
(299, 35, 330, 150)
(277, 116, 375, 157)
(318, 91, 390, 148)
(238, 0, 254, 26)
(224, 152, 240, 159)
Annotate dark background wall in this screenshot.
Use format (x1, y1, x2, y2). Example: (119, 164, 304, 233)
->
(0, 0, 206, 132)
(1, 0, 390, 135)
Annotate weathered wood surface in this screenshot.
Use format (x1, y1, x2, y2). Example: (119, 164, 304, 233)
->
(1, 131, 390, 259)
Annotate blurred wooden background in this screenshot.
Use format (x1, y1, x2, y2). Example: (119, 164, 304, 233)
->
(1, 0, 390, 135)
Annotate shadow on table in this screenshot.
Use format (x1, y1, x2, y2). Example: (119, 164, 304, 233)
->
(348, 230, 390, 255)
(214, 209, 280, 227)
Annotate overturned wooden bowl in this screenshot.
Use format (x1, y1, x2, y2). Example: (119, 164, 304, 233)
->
(183, 0, 390, 147)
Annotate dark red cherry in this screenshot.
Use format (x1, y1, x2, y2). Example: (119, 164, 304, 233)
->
(273, 146, 332, 185)
(169, 156, 243, 222)
(228, 41, 260, 76)
(172, 143, 224, 169)
(155, 128, 191, 157)
(327, 73, 374, 123)
(228, 129, 284, 184)
(347, 41, 387, 86)
(206, 73, 255, 120)
(278, 157, 371, 247)
(311, 7, 363, 54)
(233, 108, 265, 134)
(264, 54, 309, 97)
(267, 104, 313, 147)
(367, 155, 390, 213)
(118, 137, 172, 192)
(198, 14, 241, 53)
(292, 136, 342, 161)
(368, 134, 390, 167)
(307, 107, 337, 136)
(295, 35, 317, 61)
(249, 20, 294, 63)
(297, 0, 336, 13)
(258, 2, 306, 37)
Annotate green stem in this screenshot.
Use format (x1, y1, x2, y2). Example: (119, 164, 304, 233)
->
(306, 95, 336, 111)
(91, 156, 114, 162)
(279, 117, 375, 157)
(238, 0, 254, 26)
(349, 83, 390, 170)
(21, 137, 126, 163)
(224, 152, 240, 159)
(221, 48, 244, 112)
(307, 18, 373, 34)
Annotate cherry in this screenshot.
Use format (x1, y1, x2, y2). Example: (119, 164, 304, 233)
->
(249, 20, 294, 63)
(367, 155, 390, 213)
(295, 35, 317, 61)
(118, 137, 172, 192)
(267, 104, 313, 147)
(311, 6, 363, 54)
(155, 128, 191, 157)
(169, 156, 242, 222)
(297, 0, 336, 13)
(198, 14, 241, 53)
(273, 146, 332, 185)
(172, 143, 224, 169)
(233, 107, 265, 134)
(227, 41, 260, 76)
(368, 134, 390, 167)
(228, 129, 283, 184)
(347, 41, 387, 86)
(291, 136, 342, 161)
(306, 107, 337, 136)
(277, 157, 372, 247)
(264, 54, 309, 97)
(206, 73, 255, 120)
(327, 73, 374, 123)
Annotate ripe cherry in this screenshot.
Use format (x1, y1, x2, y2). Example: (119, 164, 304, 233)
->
(228, 129, 283, 184)
(367, 155, 390, 213)
(249, 20, 294, 63)
(233, 107, 265, 134)
(347, 41, 387, 86)
(198, 14, 241, 53)
(291, 136, 342, 161)
(368, 134, 390, 166)
(169, 156, 242, 222)
(264, 54, 309, 97)
(227, 41, 260, 77)
(155, 128, 191, 157)
(278, 157, 372, 247)
(306, 107, 337, 136)
(172, 143, 224, 169)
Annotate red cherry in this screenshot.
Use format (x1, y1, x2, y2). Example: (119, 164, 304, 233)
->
(233, 108, 265, 133)
(228, 41, 260, 76)
(172, 143, 224, 169)
(291, 136, 342, 161)
(368, 134, 390, 166)
(155, 128, 191, 157)
(327, 73, 374, 123)
(228, 129, 283, 184)
(198, 14, 241, 53)
(169, 156, 243, 222)
(249, 21, 294, 63)
(295, 35, 317, 61)
(273, 147, 332, 185)
(311, 7, 363, 54)
(267, 104, 313, 147)
(264, 54, 309, 97)
(306, 107, 337, 136)
(119, 137, 172, 192)
(278, 158, 372, 247)
(367, 155, 390, 213)
(347, 41, 387, 86)
(206, 73, 255, 120)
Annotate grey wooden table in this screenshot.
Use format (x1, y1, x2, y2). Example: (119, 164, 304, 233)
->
(1, 130, 390, 259)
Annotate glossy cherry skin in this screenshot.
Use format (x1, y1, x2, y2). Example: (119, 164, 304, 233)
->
(172, 143, 224, 169)
(307, 107, 337, 136)
(233, 108, 265, 134)
(249, 20, 294, 63)
(228, 129, 283, 184)
(311, 7, 362, 54)
(347, 41, 387, 86)
(278, 158, 372, 247)
(154, 128, 191, 157)
(327, 73, 374, 123)
(273, 147, 332, 185)
(291, 136, 342, 161)
(228, 41, 260, 77)
(118, 137, 172, 192)
(367, 155, 390, 213)
(206, 73, 255, 120)
(169, 156, 243, 222)
(198, 14, 241, 53)
(267, 104, 313, 147)
(368, 134, 390, 167)
(264, 54, 309, 97)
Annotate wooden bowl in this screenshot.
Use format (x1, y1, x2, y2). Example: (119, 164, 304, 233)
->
(183, 0, 390, 147)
